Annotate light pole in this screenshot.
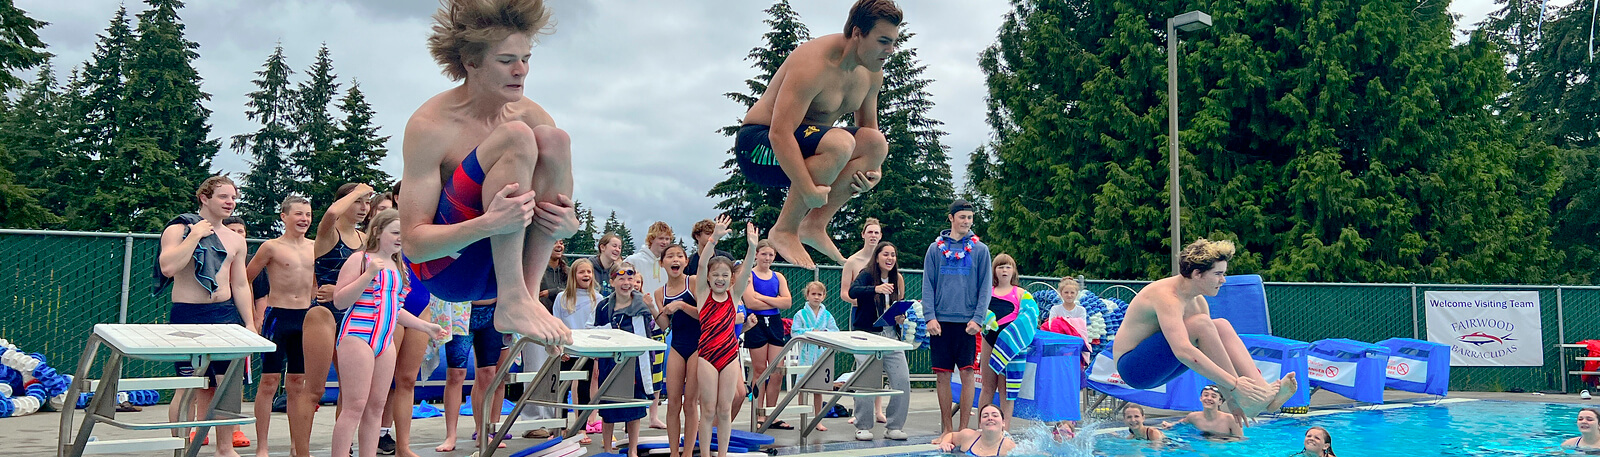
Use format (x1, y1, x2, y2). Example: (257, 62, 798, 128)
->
(1167, 10, 1211, 276)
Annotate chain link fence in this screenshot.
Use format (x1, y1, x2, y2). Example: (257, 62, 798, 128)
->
(4, 229, 1598, 395)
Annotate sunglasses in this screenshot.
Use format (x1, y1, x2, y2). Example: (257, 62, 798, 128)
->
(615, 269, 637, 277)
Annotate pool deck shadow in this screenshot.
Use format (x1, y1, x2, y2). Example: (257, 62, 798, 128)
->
(7, 388, 1591, 456)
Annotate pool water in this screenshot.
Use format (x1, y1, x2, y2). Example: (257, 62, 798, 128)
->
(889, 400, 1597, 456)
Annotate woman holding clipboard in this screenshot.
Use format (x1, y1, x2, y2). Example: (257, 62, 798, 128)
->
(846, 242, 912, 441)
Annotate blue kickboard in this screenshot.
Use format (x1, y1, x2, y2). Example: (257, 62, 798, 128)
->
(712, 428, 776, 446)
(507, 437, 565, 457)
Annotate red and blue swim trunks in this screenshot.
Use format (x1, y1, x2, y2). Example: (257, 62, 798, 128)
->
(409, 149, 497, 302)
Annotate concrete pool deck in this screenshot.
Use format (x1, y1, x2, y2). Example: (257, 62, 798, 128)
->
(8, 388, 1590, 456)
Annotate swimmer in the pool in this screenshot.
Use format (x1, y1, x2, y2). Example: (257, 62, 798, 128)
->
(1111, 238, 1295, 424)
(1160, 385, 1241, 439)
(1121, 404, 1165, 443)
(399, 0, 575, 348)
(931, 404, 1015, 457)
(1294, 426, 1336, 456)
(1564, 408, 1600, 452)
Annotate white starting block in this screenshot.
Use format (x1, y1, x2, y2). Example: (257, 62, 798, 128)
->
(749, 330, 913, 441)
(478, 328, 666, 457)
(58, 324, 274, 457)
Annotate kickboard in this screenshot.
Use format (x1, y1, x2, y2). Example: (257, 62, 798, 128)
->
(711, 428, 776, 446)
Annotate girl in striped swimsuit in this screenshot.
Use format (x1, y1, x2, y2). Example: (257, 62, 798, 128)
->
(695, 216, 760, 457)
(333, 210, 447, 457)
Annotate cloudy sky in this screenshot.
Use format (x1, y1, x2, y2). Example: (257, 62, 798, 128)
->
(20, 0, 1516, 248)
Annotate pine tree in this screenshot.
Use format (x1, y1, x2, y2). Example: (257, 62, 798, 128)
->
(118, 0, 221, 231)
(563, 201, 598, 255)
(831, 27, 954, 267)
(1482, 0, 1600, 283)
(0, 0, 56, 228)
(60, 6, 134, 231)
(710, 0, 810, 260)
(3, 60, 71, 220)
(978, 0, 1560, 282)
(601, 211, 637, 254)
(292, 44, 342, 204)
(333, 82, 392, 195)
(233, 45, 298, 237)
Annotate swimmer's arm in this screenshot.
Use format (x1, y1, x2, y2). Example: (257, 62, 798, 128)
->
(768, 272, 793, 310)
(332, 254, 376, 310)
(1154, 298, 1237, 389)
(228, 239, 255, 332)
(732, 236, 757, 302)
(245, 240, 273, 281)
(1148, 427, 1166, 442)
(768, 65, 826, 191)
(315, 183, 372, 255)
(396, 120, 497, 262)
(839, 263, 859, 306)
(853, 72, 883, 130)
(157, 223, 201, 278)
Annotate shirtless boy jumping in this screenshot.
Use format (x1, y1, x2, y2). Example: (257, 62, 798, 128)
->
(733, 0, 898, 269)
(399, 0, 575, 346)
(1111, 239, 1296, 423)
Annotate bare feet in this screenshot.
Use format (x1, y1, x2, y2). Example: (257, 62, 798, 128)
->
(650, 418, 667, 429)
(876, 413, 888, 424)
(797, 217, 845, 265)
(766, 227, 816, 270)
(1226, 376, 1276, 421)
(816, 424, 828, 432)
(492, 297, 573, 346)
(1267, 372, 1298, 411)
(397, 447, 422, 457)
(434, 436, 456, 452)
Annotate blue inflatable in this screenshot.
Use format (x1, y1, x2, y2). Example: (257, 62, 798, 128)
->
(1377, 338, 1450, 396)
(1307, 338, 1390, 403)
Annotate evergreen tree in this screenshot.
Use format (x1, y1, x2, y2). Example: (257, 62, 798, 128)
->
(118, 0, 221, 231)
(978, 0, 1560, 282)
(333, 82, 392, 195)
(3, 60, 71, 221)
(60, 6, 134, 230)
(563, 201, 598, 256)
(233, 45, 298, 237)
(960, 144, 994, 231)
(601, 211, 637, 254)
(1483, 0, 1600, 283)
(292, 44, 342, 204)
(0, 0, 55, 228)
(831, 27, 954, 267)
(711, 0, 810, 260)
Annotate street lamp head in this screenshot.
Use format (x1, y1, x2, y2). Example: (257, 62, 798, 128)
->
(1171, 11, 1212, 32)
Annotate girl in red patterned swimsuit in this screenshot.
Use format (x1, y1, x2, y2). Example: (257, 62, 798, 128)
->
(694, 215, 759, 457)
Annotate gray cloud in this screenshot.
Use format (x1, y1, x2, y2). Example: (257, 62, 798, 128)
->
(20, 0, 1502, 250)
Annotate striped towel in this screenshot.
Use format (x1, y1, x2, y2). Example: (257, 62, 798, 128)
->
(987, 289, 1041, 400)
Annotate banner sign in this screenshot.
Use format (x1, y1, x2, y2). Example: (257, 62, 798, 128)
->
(1425, 291, 1542, 366)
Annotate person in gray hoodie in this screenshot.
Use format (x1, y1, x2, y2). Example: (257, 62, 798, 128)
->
(922, 199, 993, 435)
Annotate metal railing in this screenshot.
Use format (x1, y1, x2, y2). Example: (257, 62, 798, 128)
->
(4, 229, 1599, 393)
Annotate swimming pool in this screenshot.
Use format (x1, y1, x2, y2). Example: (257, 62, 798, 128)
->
(883, 399, 1595, 456)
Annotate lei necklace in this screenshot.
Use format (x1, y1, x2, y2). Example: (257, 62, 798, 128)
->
(936, 234, 979, 261)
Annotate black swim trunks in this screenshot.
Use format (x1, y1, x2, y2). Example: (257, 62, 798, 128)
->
(261, 307, 309, 375)
(734, 123, 861, 187)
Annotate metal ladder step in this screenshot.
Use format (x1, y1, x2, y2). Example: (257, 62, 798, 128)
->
(80, 437, 185, 454)
(88, 377, 207, 391)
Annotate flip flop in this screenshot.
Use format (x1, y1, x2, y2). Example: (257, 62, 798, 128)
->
(769, 420, 795, 430)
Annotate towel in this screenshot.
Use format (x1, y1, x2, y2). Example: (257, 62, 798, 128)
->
(791, 305, 839, 366)
(988, 289, 1040, 399)
(151, 213, 227, 295)
(1583, 340, 1600, 385)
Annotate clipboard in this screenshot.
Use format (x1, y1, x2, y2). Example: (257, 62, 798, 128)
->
(873, 300, 914, 328)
